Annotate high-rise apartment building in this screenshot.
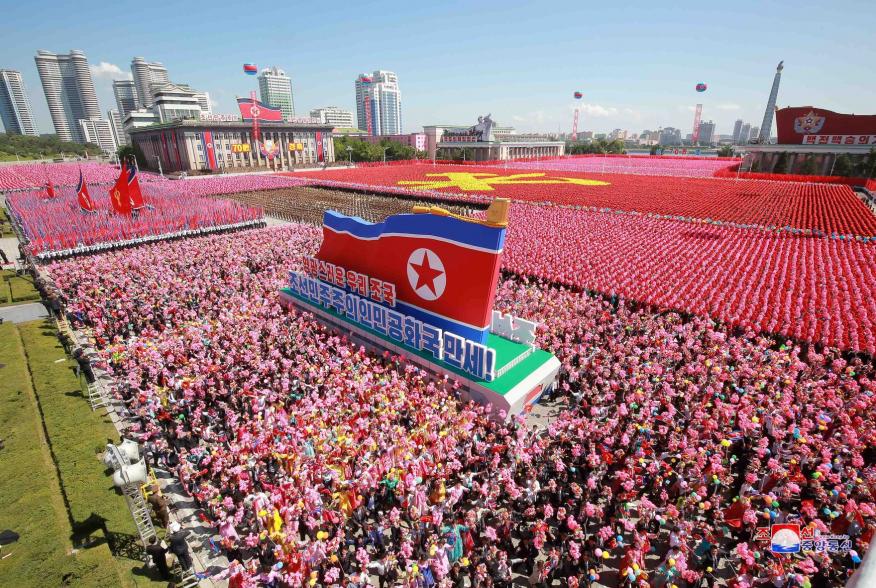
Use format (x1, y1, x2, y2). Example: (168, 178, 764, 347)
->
(355, 70, 402, 136)
(34, 49, 101, 143)
(194, 90, 211, 114)
(310, 106, 356, 128)
(131, 57, 170, 109)
(732, 119, 743, 144)
(258, 67, 294, 119)
(151, 83, 204, 123)
(697, 120, 716, 145)
(113, 79, 138, 117)
(78, 118, 117, 153)
(658, 127, 682, 146)
(107, 109, 127, 146)
(738, 123, 752, 145)
(0, 69, 38, 136)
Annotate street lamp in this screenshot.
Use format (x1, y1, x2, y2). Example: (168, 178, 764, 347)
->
(154, 155, 164, 178)
(346, 145, 353, 165)
(382, 147, 389, 164)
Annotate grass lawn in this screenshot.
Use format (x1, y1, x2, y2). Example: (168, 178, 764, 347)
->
(0, 208, 14, 238)
(0, 322, 120, 586)
(0, 270, 39, 306)
(8, 319, 168, 587)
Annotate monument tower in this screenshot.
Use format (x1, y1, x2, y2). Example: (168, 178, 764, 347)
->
(757, 61, 783, 144)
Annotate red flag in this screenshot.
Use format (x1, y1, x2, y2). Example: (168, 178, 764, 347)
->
(76, 169, 96, 213)
(109, 163, 132, 215)
(46, 180, 56, 198)
(127, 162, 145, 209)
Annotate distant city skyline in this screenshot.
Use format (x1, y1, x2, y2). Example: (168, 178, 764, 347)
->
(1, 1, 875, 138)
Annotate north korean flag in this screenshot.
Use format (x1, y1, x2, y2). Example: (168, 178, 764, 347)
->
(109, 162, 132, 215)
(314, 203, 508, 344)
(127, 163, 145, 209)
(237, 98, 284, 122)
(201, 131, 218, 170)
(76, 169, 96, 213)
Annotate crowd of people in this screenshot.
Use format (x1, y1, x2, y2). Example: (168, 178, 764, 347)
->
(43, 224, 875, 587)
(0, 161, 160, 191)
(6, 182, 264, 257)
(500, 203, 876, 355)
(505, 156, 739, 179)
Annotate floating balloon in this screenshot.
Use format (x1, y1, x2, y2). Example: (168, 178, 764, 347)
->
(574, 91, 583, 99)
(696, 82, 708, 92)
(243, 63, 258, 75)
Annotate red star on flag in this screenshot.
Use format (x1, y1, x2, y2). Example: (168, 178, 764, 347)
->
(410, 253, 444, 296)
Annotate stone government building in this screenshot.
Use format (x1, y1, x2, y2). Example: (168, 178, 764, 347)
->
(129, 116, 336, 173)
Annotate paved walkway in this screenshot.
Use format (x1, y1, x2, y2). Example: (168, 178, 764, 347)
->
(0, 237, 21, 269)
(0, 302, 47, 324)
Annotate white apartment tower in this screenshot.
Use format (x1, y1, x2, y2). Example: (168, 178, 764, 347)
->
(78, 118, 118, 153)
(258, 67, 295, 119)
(107, 109, 128, 146)
(310, 106, 356, 129)
(0, 69, 38, 136)
(355, 70, 402, 136)
(131, 57, 170, 109)
(34, 49, 101, 143)
(113, 79, 138, 117)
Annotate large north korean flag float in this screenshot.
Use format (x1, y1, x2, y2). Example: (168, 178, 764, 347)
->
(280, 199, 560, 417)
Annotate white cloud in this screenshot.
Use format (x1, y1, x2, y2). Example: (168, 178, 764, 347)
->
(510, 110, 548, 125)
(622, 108, 643, 121)
(716, 103, 742, 111)
(579, 103, 619, 118)
(90, 62, 131, 80)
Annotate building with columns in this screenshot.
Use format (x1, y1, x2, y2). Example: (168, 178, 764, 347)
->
(423, 118, 564, 161)
(128, 118, 335, 173)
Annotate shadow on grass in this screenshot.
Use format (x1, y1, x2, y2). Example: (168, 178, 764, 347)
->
(105, 529, 146, 561)
(71, 513, 148, 562)
(71, 512, 108, 547)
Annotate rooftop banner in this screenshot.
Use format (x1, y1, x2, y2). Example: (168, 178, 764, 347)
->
(236, 97, 284, 123)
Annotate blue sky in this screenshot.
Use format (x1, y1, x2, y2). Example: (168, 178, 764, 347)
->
(3, 0, 875, 137)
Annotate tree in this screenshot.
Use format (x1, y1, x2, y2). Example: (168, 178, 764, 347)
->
(799, 154, 818, 175)
(379, 139, 416, 161)
(772, 151, 789, 174)
(435, 147, 475, 161)
(117, 144, 146, 168)
(0, 132, 102, 161)
(858, 148, 876, 178)
(567, 138, 626, 155)
(717, 145, 734, 157)
(832, 153, 853, 177)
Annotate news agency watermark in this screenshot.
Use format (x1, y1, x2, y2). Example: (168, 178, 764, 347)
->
(755, 523, 851, 554)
